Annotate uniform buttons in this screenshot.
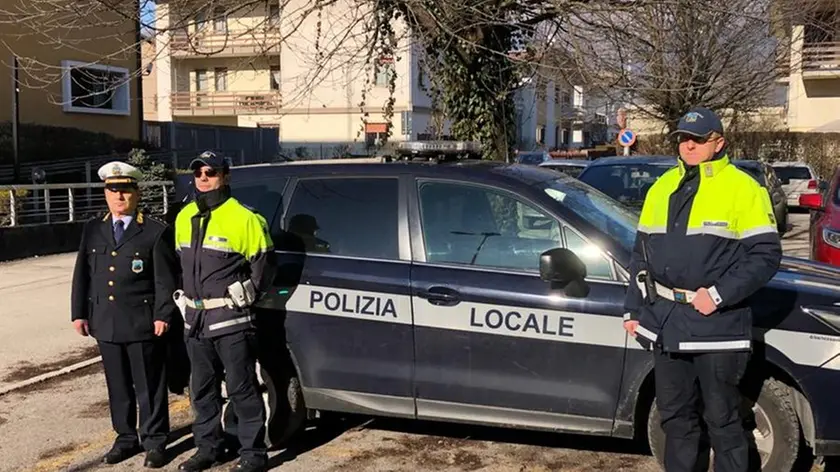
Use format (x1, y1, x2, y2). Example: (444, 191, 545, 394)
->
(109, 266, 115, 272)
(108, 281, 114, 286)
(144, 299, 148, 304)
(108, 295, 115, 301)
(111, 251, 118, 256)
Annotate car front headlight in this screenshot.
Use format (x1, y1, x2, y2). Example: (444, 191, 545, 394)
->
(822, 228, 840, 249)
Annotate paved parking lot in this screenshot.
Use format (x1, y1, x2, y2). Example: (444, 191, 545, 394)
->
(0, 211, 829, 472)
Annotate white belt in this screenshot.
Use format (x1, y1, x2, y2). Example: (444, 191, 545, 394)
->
(184, 296, 233, 310)
(173, 289, 233, 311)
(636, 270, 697, 304)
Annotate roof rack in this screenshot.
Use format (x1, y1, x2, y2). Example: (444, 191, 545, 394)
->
(279, 156, 392, 165)
(392, 140, 483, 162)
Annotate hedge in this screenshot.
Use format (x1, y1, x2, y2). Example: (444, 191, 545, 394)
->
(0, 121, 148, 165)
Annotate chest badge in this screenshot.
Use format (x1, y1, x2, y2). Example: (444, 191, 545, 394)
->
(131, 258, 144, 274)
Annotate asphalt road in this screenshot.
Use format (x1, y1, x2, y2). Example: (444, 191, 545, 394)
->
(0, 211, 827, 472)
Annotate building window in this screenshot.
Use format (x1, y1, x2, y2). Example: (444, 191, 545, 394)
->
(573, 85, 584, 108)
(61, 60, 130, 116)
(268, 3, 280, 26)
(194, 11, 207, 31)
(213, 7, 227, 33)
(214, 68, 228, 91)
(269, 66, 280, 90)
(375, 56, 395, 87)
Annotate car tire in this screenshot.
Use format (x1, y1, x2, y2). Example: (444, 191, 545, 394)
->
(221, 360, 307, 449)
(777, 210, 788, 236)
(647, 378, 800, 471)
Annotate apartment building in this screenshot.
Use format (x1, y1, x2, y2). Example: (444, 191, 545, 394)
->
(0, 1, 142, 141)
(784, 5, 840, 132)
(148, 0, 617, 155)
(515, 77, 618, 151)
(149, 0, 441, 154)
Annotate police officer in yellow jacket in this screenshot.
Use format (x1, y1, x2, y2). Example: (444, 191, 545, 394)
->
(173, 152, 275, 472)
(623, 107, 782, 472)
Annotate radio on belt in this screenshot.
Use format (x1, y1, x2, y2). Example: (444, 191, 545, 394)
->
(227, 279, 257, 308)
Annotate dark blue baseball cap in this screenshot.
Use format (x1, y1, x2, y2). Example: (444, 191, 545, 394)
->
(189, 151, 232, 172)
(671, 107, 724, 138)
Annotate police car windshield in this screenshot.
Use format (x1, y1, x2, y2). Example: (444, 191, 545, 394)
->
(541, 178, 639, 252)
(578, 163, 672, 209)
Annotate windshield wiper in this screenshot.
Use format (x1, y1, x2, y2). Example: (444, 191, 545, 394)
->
(451, 231, 501, 265)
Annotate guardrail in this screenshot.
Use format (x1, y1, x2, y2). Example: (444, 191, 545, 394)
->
(1, 181, 174, 227)
(171, 91, 283, 116)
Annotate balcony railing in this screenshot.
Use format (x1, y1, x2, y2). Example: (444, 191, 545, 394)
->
(802, 41, 840, 73)
(170, 33, 281, 57)
(171, 91, 282, 116)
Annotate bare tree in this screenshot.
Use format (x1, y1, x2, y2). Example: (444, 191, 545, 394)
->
(2, 0, 827, 160)
(550, 0, 825, 135)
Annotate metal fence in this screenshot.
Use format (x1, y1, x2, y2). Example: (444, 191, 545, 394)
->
(0, 181, 174, 227)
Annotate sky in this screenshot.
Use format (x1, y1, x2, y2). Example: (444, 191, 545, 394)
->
(140, 0, 155, 36)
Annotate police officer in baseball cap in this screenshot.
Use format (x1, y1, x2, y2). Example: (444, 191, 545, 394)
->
(624, 106, 782, 472)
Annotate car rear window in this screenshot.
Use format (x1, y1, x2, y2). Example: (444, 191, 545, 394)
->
(774, 166, 812, 184)
(517, 153, 545, 165)
(578, 163, 673, 208)
(543, 164, 585, 178)
(734, 164, 766, 186)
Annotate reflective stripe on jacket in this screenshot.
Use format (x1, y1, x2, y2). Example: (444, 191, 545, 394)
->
(624, 154, 782, 353)
(174, 197, 274, 338)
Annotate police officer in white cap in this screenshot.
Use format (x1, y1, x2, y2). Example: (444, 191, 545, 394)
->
(71, 161, 180, 468)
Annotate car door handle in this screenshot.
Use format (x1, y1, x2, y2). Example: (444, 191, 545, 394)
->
(416, 286, 461, 306)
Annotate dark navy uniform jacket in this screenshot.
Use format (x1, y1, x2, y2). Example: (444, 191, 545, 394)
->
(71, 211, 180, 343)
(624, 155, 783, 353)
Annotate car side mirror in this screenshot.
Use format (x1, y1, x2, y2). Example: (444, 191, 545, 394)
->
(819, 180, 829, 192)
(539, 248, 590, 297)
(799, 193, 824, 211)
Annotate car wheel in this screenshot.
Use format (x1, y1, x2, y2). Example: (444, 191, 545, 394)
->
(648, 378, 800, 471)
(221, 360, 307, 449)
(777, 209, 788, 235)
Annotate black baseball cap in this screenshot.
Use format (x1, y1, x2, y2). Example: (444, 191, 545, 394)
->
(671, 107, 724, 138)
(189, 151, 231, 172)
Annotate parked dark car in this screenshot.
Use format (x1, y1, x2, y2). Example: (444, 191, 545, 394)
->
(576, 155, 676, 210)
(174, 152, 840, 472)
(578, 156, 788, 234)
(732, 160, 788, 235)
(538, 159, 591, 178)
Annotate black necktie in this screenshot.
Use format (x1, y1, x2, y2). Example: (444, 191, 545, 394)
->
(114, 220, 125, 244)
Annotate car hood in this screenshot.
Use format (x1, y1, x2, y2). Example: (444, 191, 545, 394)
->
(773, 256, 840, 297)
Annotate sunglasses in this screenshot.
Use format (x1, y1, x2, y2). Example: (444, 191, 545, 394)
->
(193, 168, 220, 178)
(678, 134, 716, 145)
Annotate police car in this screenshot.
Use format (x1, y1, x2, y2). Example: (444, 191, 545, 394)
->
(175, 146, 840, 471)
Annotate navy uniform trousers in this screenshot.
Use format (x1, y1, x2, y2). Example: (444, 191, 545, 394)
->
(654, 346, 751, 472)
(70, 212, 180, 452)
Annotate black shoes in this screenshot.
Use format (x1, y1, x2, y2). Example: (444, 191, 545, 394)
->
(143, 448, 167, 468)
(102, 444, 143, 464)
(230, 459, 267, 472)
(178, 453, 220, 472)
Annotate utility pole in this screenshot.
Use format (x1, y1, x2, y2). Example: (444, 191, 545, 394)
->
(11, 55, 20, 183)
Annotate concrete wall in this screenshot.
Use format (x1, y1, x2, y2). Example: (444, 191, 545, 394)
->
(0, 222, 85, 262)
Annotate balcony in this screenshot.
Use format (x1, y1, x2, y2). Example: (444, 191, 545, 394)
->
(802, 42, 840, 78)
(171, 91, 282, 116)
(170, 33, 281, 58)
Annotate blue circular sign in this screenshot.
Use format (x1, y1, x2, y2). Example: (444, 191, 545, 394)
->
(618, 129, 636, 146)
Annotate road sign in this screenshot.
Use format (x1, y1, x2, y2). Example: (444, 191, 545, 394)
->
(618, 128, 636, 147)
